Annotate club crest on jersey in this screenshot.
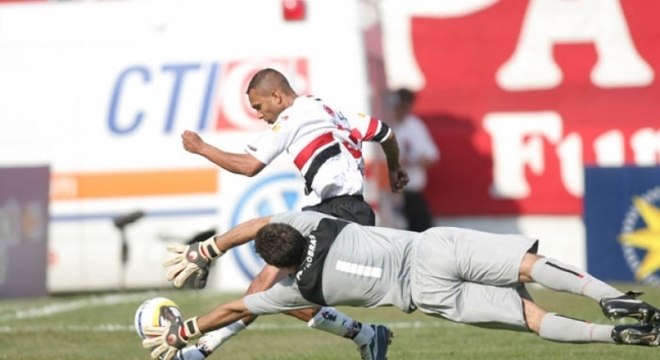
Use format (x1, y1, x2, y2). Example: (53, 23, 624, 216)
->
(618, 186, 660, 284)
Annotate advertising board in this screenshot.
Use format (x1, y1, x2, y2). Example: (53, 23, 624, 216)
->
(0, 0, 372, 291)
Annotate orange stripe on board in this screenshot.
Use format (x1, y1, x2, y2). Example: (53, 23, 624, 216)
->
(51, 168, 218, 200)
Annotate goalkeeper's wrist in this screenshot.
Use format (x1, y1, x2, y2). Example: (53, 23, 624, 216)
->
(199, 236, 224, 260)
(180, 317, 203, 341)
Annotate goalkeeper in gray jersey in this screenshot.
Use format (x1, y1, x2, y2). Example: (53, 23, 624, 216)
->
(146, 211, 660, 359)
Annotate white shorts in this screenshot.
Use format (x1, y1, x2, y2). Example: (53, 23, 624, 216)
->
(410, 227, 538, 330)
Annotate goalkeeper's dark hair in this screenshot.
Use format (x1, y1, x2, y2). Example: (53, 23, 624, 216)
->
(255, 223, 306, 268)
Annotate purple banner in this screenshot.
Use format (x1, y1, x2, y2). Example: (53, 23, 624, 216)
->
(0, 166, 50, 299)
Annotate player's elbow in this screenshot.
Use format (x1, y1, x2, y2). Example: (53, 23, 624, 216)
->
(242, 161, 265, 177)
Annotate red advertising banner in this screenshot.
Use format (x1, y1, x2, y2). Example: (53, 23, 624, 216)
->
(387, 0, 660, 215)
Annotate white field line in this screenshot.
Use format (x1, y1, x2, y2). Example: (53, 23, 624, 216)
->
(0, 291, 460, 334)
(0, 292, 154, 322)
(0, 320, 457, 334)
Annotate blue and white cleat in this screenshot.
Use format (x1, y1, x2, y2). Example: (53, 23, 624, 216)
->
(358, 324, 393, 360)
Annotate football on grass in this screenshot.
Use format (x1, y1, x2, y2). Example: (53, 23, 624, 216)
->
(134, 297, 182, 339)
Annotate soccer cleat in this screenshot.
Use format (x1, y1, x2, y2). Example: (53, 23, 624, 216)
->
(600, 291, 660, 324)
(358, 324, 393, 360)
(611, 323, 660, 346)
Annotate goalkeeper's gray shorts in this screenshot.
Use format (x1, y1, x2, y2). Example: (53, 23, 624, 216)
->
(410, 227, 538, 330)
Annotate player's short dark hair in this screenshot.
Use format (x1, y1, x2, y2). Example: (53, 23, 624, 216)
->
(255, 223, 306, 268)
(246, 68, 293, 95)
(394, 88, 416, 105)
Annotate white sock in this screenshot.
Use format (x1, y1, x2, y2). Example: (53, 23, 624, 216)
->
(539, 313, 614, 343)
(531, 258, 623, 301)
(195, 320, 247, 355)
(307, 307, 372, 346)
(351, 324, 375, 347)
(177, 346, 206, 360)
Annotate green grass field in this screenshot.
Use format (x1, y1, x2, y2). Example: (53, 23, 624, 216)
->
(1, 284, 659, 360)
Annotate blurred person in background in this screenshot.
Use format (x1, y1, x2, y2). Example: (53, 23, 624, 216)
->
(388, 88, 439, 231)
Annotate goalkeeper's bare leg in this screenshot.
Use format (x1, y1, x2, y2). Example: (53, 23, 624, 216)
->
(176, 265, 381, 360)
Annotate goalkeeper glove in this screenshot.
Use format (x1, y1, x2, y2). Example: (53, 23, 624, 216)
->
(163, 236, 223, 288)
(142, 316, 202, 360)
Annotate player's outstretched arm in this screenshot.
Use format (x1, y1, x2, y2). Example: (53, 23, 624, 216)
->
(163, 239, 223, 288)
(143, 299, 251, 360)
(163, 216, 273, 288)
(197, 298, 253, 333)
(181, 130, 266, 176)
(212, 216, 273, 251)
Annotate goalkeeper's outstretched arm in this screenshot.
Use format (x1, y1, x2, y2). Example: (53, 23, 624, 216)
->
(163, 215, 273, 287)
(197, 298, 253, 333)
(209, 215, 273, 252)
(143, 298, 254, 360)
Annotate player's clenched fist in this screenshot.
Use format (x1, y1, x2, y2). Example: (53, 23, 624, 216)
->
(163, 237, 224, 288)
(389, 167, 409, 193)
(181, 130, 206, 154)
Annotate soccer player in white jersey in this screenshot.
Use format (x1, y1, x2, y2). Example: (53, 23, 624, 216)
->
(175, 68, 409, 359)
(145, 211, 660, 360)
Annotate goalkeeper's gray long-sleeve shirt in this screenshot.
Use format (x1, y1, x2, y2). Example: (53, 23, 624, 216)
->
(243, 211, 417, 315)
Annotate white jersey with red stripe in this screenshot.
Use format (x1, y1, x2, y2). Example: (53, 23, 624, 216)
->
(245, 95, 391, 201)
